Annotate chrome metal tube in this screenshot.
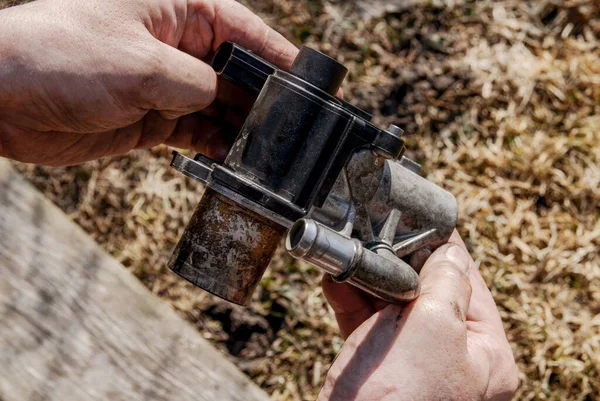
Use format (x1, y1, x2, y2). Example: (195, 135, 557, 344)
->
(286, 219, 420, 303)
(286, 219, 360, 277)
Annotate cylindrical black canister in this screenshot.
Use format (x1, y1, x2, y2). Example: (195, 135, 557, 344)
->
(224, 71, 352, 209)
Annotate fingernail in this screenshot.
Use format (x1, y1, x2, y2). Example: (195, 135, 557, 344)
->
(444, 244, 471, 274)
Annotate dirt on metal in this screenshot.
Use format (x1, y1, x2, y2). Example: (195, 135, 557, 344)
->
(169, 188, 286, 306)
(6, 0, 600, 400)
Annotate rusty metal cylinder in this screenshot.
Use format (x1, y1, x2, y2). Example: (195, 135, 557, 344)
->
(168, 188, 286, 305)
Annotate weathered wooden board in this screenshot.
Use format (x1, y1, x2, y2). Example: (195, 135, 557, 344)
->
(0, 159, 271, 401)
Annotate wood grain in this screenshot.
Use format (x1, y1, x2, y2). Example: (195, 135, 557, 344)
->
(0, 159, 270, 401)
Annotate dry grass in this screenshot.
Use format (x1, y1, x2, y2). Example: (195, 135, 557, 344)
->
(4, 0, 600, 400)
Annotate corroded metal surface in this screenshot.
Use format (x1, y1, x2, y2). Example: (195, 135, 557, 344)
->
(169, 188, 286, 305)
(169, 42, 458, 305)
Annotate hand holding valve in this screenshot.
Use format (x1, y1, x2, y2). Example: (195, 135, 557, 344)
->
(169, 42, 457, 305)
(0, 0, 517, 397)
(0, 0, 517, 394)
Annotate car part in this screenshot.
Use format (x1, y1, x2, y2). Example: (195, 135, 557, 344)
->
(168, 42, 458, 306)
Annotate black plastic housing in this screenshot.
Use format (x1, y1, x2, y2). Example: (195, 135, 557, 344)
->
(212, 42, 276, 95)
(211, 42, 404, 216)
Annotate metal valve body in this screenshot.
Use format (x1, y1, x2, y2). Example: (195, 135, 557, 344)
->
(169, 42, 458, 305)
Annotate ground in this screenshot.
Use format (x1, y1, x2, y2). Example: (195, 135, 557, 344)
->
(3, 0, 600, 400)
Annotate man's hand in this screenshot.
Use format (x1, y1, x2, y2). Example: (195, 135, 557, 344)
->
(319, 232, 518, 401)
(0, 0, 298, 166)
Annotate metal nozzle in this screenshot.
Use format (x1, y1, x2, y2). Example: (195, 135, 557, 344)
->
(286, 219, 420, 303)
(286, 219, 360, 277)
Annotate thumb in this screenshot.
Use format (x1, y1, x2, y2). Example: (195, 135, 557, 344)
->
(140, 42, 218, 120)
(416, 243, 473, 323)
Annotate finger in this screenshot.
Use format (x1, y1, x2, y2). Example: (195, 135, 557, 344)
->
(198, 100, 246, 133)
(139, 41, 218, 119)
(446, 230, 473, 260)
(134, 110, 179, 150)
(164, 113, 236, 161)
(417, 243, 472, 324)
(467, 269, 505, 332)
(446, 231, 504, 329)
(199, 79, 255, 131)
(322, 274, 376, 339)
(407, 247, 432, 272)
(103, 111, 178, 157)
(368, 296, 392, 313)
(183, 0, 298, 69)
(163, 113, 218, 150)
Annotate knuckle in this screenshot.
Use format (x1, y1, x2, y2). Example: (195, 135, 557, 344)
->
(433, 262, 473, 296)
(418, 297, 465, 331)
(133, 46, 166, 108)
(441, 312, 467, 337)
(438, 261, 471, 283)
